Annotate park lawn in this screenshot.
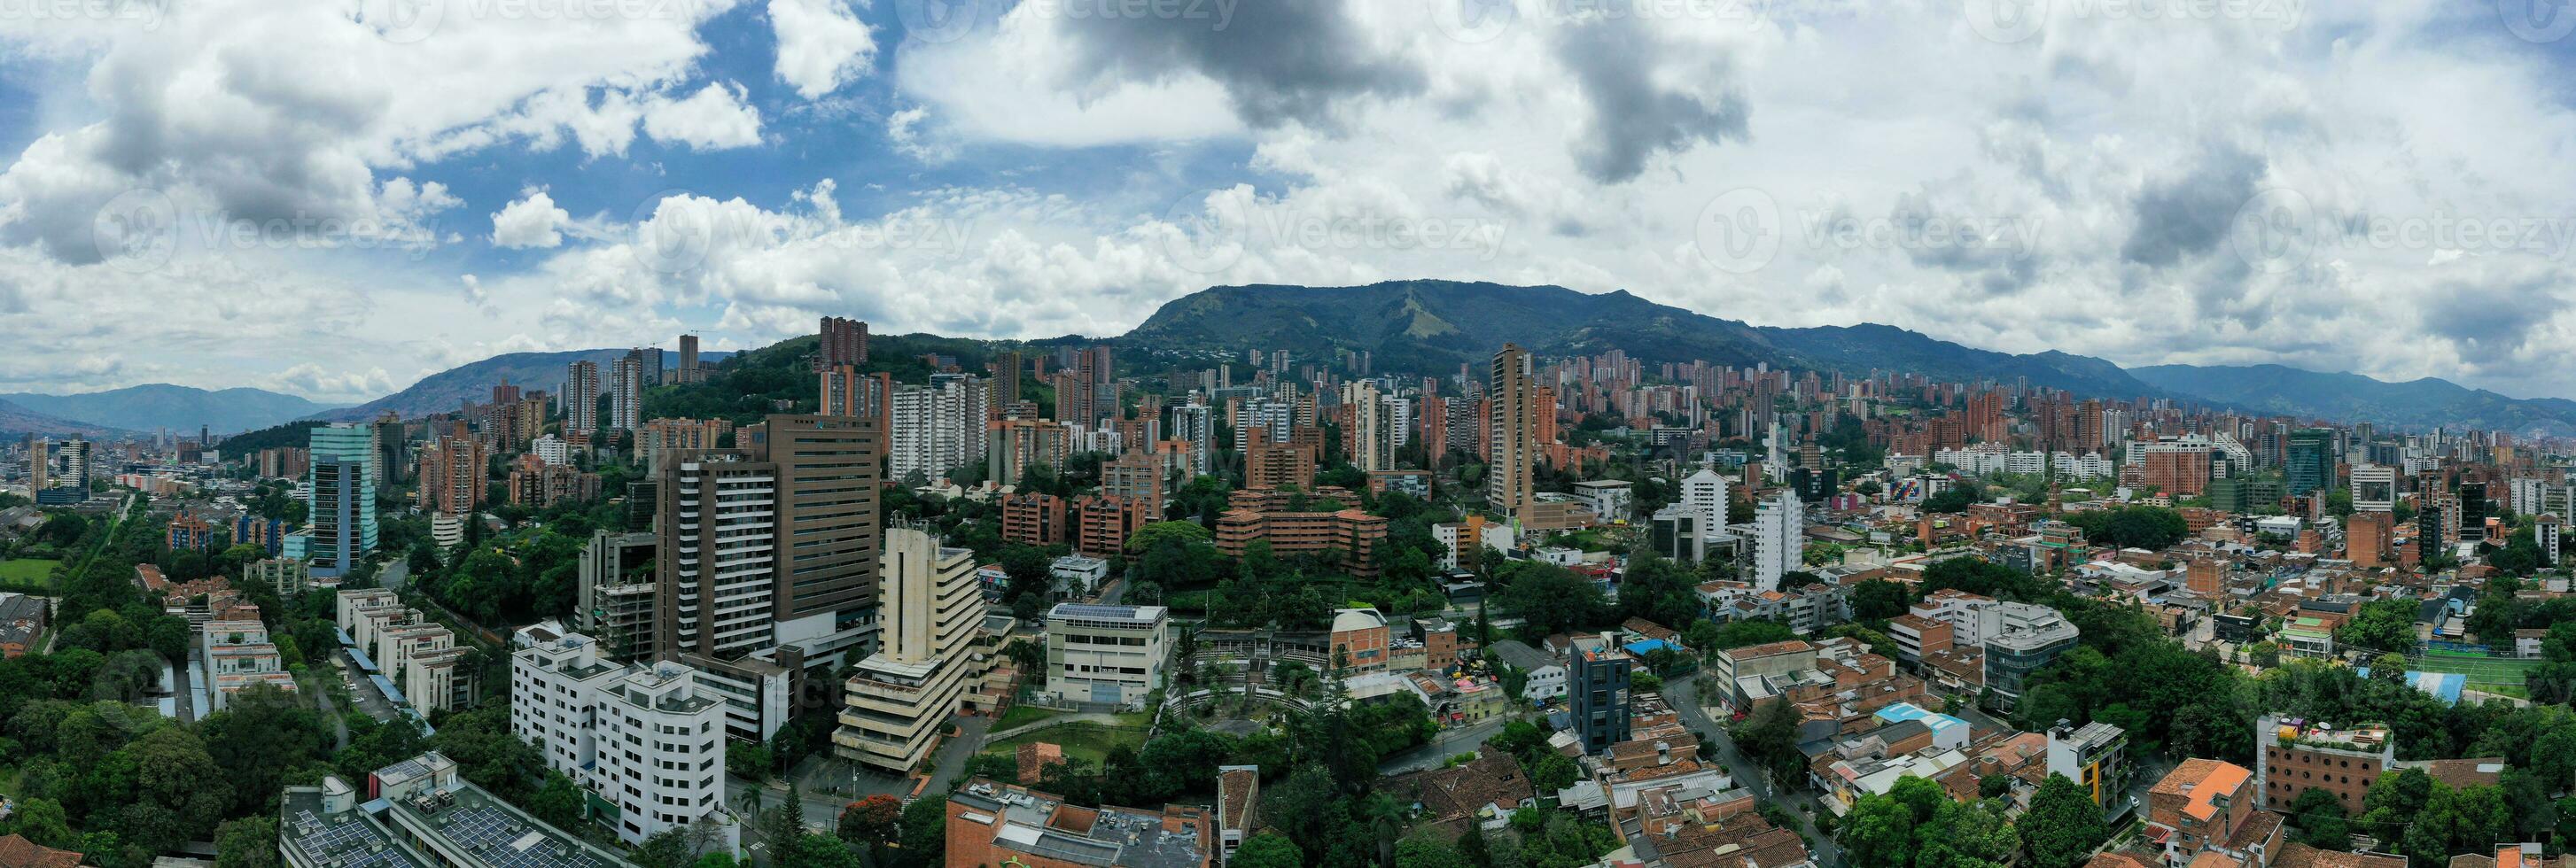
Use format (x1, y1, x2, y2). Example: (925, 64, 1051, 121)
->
(980, 722, 1149, 767)
(994, 705, 1064, 731)
(0, 558, 60, 585)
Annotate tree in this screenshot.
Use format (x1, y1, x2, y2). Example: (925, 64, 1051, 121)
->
(782, 833, 863, 868)
(529, 771, 585, 830)
(2337, 599, 2419, 656)
(2020, 773, 2111, 868)
(1496, 562, 1607, 639)
(1395, 833, 1473, 868)
(1530, 752, 1582, 792)
(2287, 787, 2351, 851)
(214, 817, 281, 868)
(836, 795, 902, 846)
(1231, 832, 1304, 868)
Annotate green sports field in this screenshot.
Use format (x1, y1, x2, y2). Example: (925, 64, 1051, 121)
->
(0, 558, 61, 586)
(2412, 649, 2541, 686)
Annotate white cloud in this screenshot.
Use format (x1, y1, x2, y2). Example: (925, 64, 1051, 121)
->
(642, 83, 766, 151)
(769, 0, 877, 99)
(490, 189, 572, 249)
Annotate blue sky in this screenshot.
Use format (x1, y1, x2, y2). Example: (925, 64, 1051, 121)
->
(4, 0, 2576, 404)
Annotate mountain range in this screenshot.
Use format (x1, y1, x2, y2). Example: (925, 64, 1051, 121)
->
(306, 348, 737, 422)
(0, 398, 137, 439)
(2128, 364, 2576, 436)
(1125, 281, 2160, 397)
(1126, 281, 2576, 436)
(0, 384, 345, 435)
(22, 281, 2572, 439)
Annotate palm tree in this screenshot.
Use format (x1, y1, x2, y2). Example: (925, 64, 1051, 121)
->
(1360, 792, 1408, 865)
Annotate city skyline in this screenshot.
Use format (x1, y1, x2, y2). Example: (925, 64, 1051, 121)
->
(4, 4, 2576, 402)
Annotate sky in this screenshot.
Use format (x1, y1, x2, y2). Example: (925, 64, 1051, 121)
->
(3, 0, 2576, 404)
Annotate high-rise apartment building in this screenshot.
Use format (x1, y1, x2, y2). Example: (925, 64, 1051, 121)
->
(815, 316, 868, 370)
(1243, 428, 1315, 491)
(1342, 380, 1397, 472)
(1169, 401, 1214, 477)
(990, 350, 1023, 409)
(654, 415, 881, 679)
(986, 418, 1069, 488)
(1681, 467, 1730, 533)
(675, 333, 703, 384)
(1750, 488, 1804, 591)
(413, 425, 486, 517)
(834, 526, 977, 773)
(888, 373, 990, 481)
(1098, 449, 1165, 511)
(1488, 345, 1538, 523)
(306, 424, 378, 577)
(610, 353, 646, 431)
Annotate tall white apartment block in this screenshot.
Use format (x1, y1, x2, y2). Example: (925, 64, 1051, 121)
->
(834, 527, 979, 773)
(510, 628, 728, 845)
(1682, 468, 1730, 532)
(2353, 464, 2399, 513)
(1169, 402, 1214, 477)
(888, 373, 990, 481)
(1750, 489, 1804, 591)
(667, 455, 779, 658)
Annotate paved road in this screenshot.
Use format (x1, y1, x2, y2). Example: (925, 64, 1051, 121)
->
(1667, 674, 1842, 868)
(1378, 715, 1516, 775)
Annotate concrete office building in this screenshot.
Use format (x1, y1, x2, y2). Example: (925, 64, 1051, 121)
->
(510, 629, 729, 845)
(277, 753, 642, 868)
(1043, 603, 1171, 706)
(1982, 602, 2081, 709)
(834, 526, 978, 773)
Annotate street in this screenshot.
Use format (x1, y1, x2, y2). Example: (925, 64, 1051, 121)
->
(1665, 674, 1843, 868)
(1378, 714, 1515, 775)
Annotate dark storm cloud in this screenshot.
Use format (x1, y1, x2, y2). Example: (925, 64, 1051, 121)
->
(1554, 15, 1748, 183)
(1052, 0, 1425, 129)
(2120, 145, 2265, 266)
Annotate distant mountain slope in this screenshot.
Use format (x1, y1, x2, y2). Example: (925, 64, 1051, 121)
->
(312, 348, 737, 422)
(1125, 281, 2160, 398)
(2132, 364, 2576, 436)
(0, 397, 136, 438)
(0, 384, 344, 435)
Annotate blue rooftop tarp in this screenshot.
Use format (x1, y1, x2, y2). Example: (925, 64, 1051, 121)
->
(1624, 639, 1673, 656)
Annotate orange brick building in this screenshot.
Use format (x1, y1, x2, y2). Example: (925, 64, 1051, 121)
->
(1000, 492, 1065, 546)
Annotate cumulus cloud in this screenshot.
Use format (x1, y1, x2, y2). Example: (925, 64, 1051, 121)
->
(642, 83, 766, 151)
(491, 190, 572, 249)
(769, 0, 877, 99)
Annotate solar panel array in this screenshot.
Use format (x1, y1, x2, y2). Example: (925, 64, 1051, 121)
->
(287, 809, 415, 868)
(441, 803, 615, 868)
